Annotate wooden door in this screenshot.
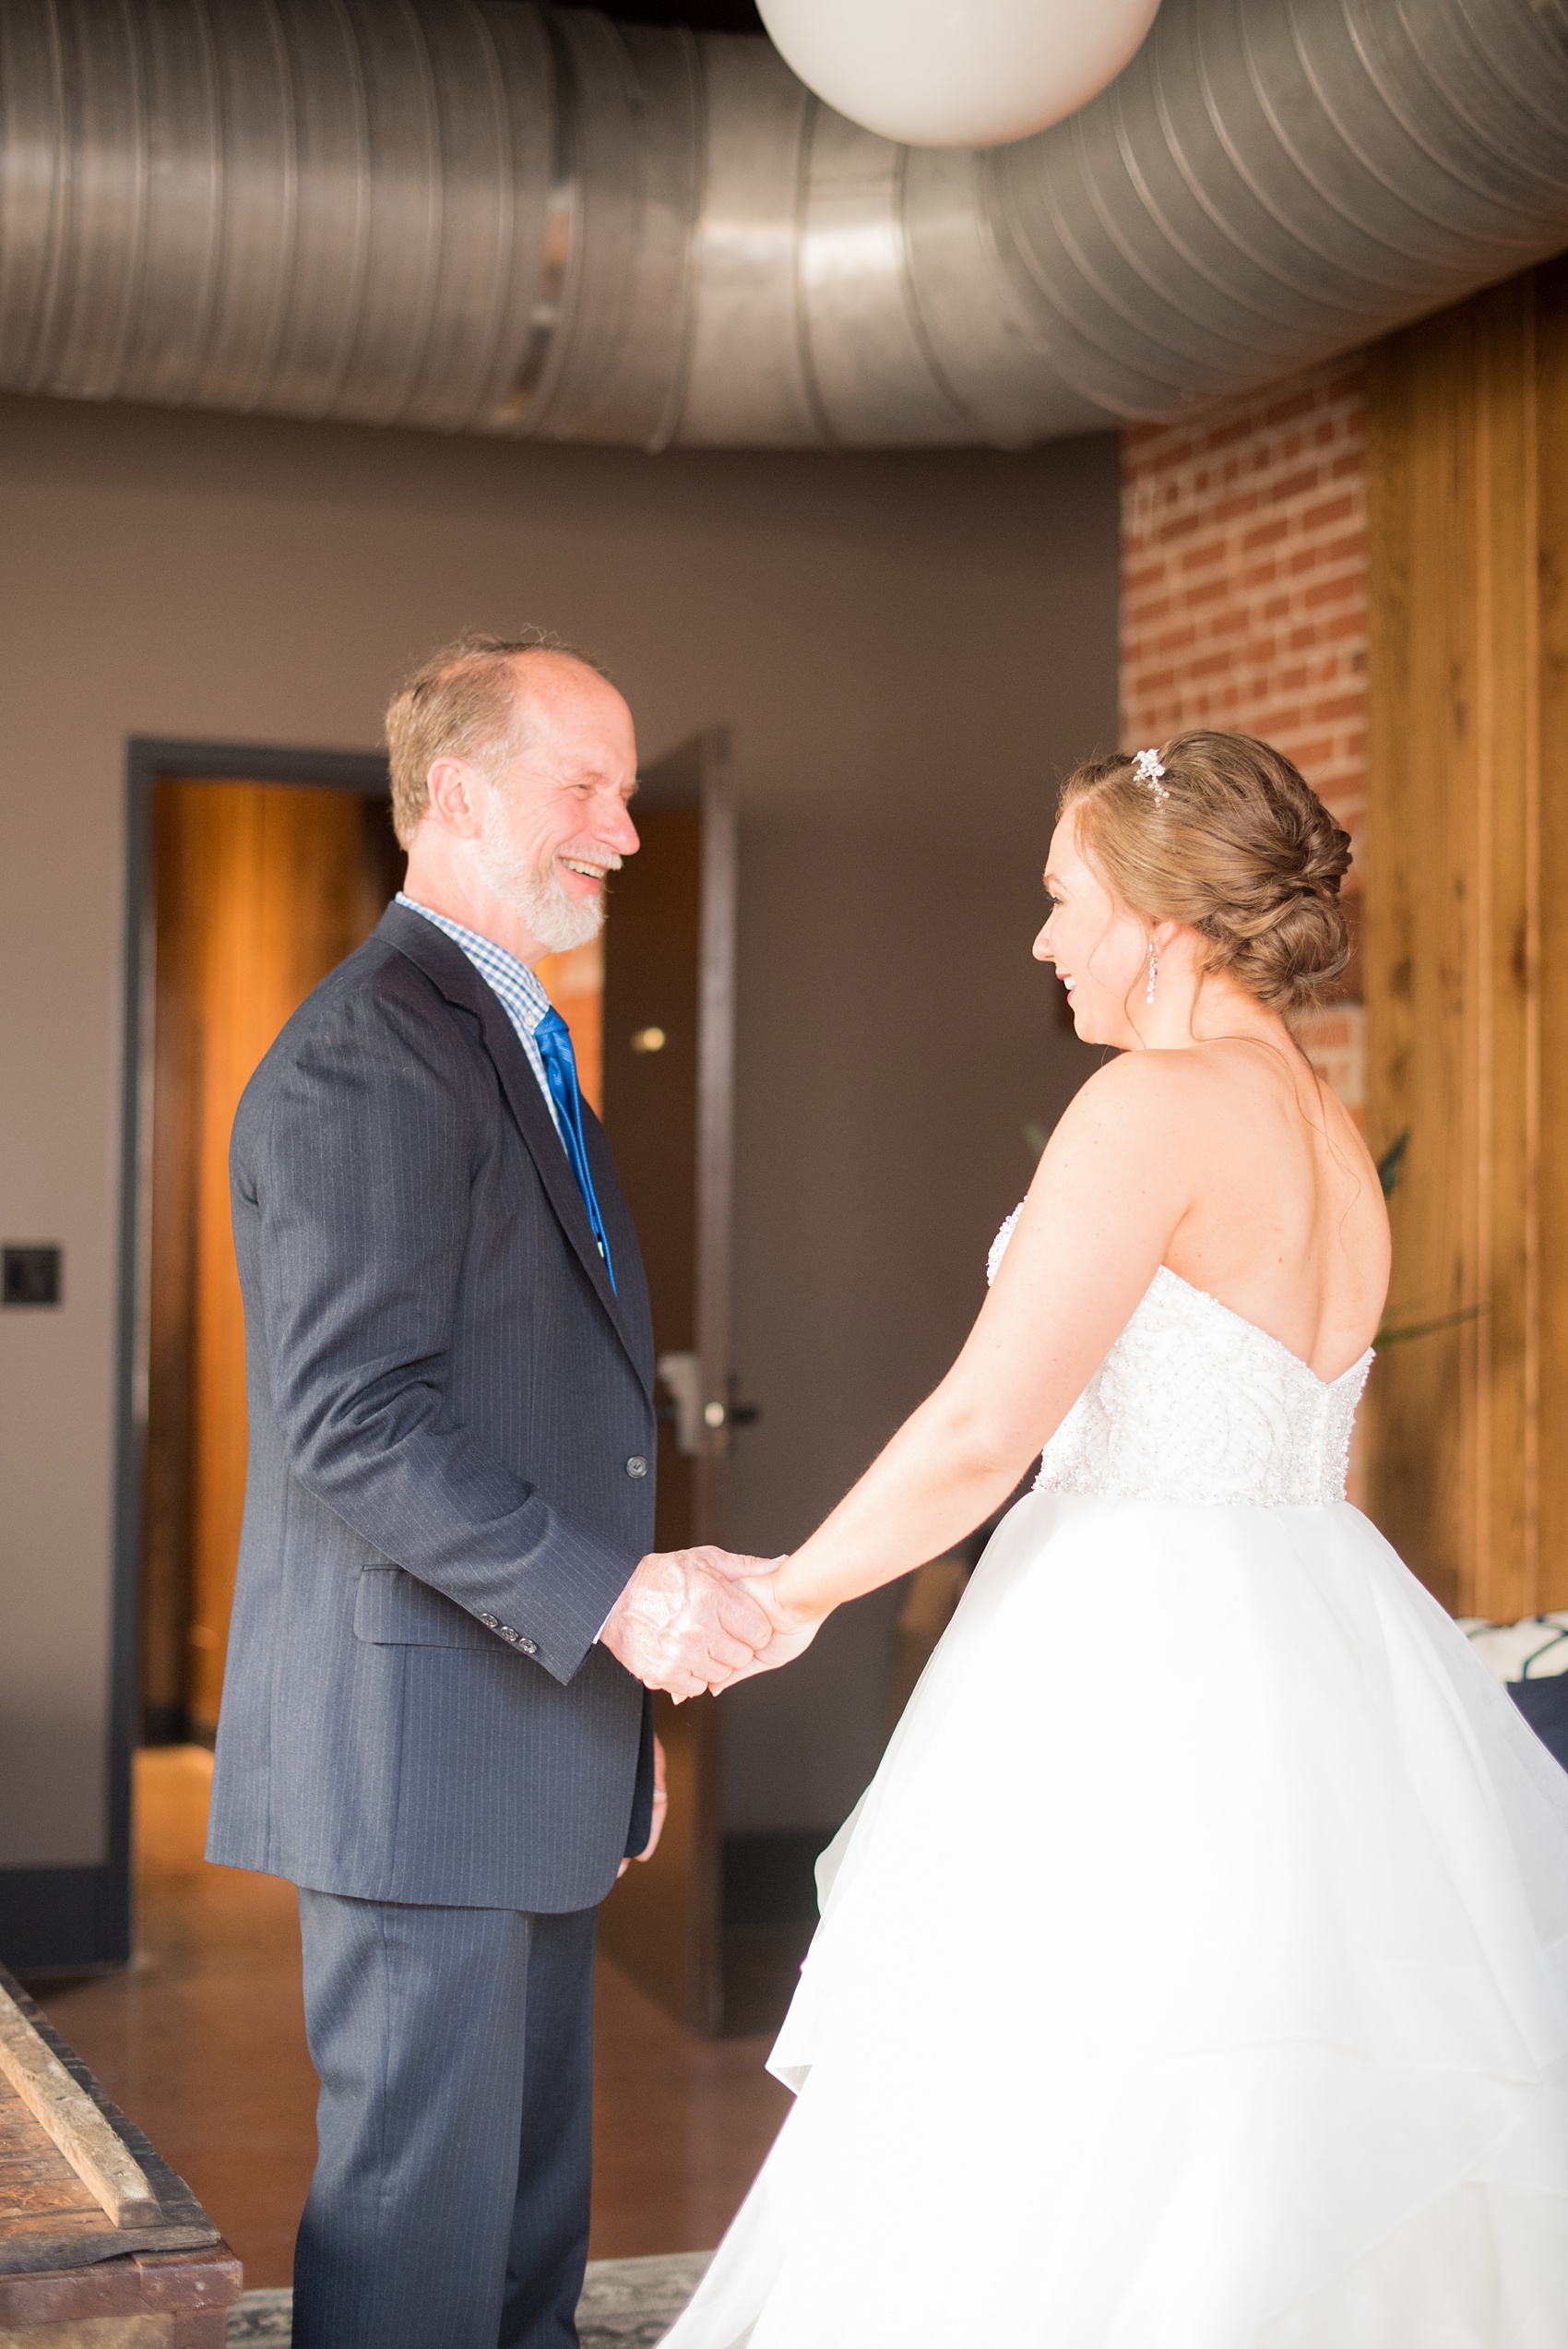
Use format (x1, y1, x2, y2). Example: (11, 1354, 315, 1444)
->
(596, 732, 738, 2033)
(139, 782, 402, 1742)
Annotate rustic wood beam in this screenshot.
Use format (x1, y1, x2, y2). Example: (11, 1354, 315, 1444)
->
(0, 1985, 160, 2231)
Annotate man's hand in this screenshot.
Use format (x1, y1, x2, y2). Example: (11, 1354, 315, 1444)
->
(617, 1735, 669, 1878)
(600, 1546, 775, 1699)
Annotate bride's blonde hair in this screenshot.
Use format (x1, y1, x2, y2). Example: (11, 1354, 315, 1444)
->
(1058, 731, 1352, 1018)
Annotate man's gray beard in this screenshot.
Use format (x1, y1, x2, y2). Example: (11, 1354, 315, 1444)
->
(477, 838, 605, 954)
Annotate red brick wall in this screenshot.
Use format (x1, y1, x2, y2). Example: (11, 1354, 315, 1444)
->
(1120, 356, 1368, 1110)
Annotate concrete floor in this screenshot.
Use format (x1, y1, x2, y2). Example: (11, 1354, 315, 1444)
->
(24, 1750, 790, 2290)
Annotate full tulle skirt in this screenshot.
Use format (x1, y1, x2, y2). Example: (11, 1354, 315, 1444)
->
(663, 1493, 1568, 2346)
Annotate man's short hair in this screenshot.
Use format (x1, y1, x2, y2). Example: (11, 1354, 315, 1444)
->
(384, 627, 607, 848)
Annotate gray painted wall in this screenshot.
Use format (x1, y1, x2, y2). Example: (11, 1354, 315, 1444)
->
(720, 816, 1102, 1830)
(0, 390, 1116, 1875)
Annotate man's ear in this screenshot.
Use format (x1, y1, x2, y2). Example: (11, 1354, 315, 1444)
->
(425, 756, 482, 838)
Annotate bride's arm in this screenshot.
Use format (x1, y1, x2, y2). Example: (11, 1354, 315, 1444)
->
(751, 1053, 1196, 1643)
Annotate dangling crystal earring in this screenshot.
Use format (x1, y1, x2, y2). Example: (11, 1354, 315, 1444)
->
(1146, 942, 1158, 1006)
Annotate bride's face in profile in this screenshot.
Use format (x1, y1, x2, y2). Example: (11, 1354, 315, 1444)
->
(1033, 811, 1151, 1047)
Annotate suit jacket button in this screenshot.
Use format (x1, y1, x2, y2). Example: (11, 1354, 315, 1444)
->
(626, 1455, 648, 1478)
(518, 1637, 538, 1656)
(479, 1613, 500, 1630)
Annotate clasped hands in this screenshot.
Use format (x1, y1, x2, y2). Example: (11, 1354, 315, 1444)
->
(600, 1544, 822, 1700)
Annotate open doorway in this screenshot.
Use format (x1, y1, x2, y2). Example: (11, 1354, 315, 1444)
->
(136, 758, 406, 1746)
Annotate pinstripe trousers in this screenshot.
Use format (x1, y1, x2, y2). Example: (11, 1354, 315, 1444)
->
(292, 1892, 598, 2349)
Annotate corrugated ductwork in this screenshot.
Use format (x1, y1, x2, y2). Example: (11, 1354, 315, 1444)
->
(1, 0, 1565, 449)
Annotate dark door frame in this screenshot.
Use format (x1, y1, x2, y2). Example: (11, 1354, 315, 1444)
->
(595, 730, 738, 2031)
(88, 739, 388, 1972)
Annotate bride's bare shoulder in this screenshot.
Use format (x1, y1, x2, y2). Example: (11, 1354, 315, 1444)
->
(1055, 1047, 1223, 1131)
(1051, 1045, 1313, 1180)
(1046, 1051, 1221, 1174)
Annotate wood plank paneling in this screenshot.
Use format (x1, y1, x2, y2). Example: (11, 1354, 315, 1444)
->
(1365, 261, 1568, 1617)
(1537, 258, 1568, 1604)
(1365, 312, 1479, 1612)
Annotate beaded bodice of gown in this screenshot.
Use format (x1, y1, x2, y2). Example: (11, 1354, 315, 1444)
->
(988, 1207, 1372, 1507)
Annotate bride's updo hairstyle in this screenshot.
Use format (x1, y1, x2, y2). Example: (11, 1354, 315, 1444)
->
(1058, 730, 1352, 1017)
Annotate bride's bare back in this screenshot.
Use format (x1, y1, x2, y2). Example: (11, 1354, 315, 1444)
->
(1149, 1038, 1386, 1381)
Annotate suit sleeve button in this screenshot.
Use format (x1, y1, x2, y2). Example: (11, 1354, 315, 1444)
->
(626, 1455, 648, 1478)
(479, 1613, 500, 1630)
(518, 1637, 538, 1656)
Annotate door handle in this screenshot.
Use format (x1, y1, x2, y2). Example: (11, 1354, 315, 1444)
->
(657, 1353, 762, 1456)
(657, 1351, 714, 1458)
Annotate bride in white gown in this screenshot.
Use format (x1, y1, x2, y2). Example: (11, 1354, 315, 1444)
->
(664, 732, 1568, 2348)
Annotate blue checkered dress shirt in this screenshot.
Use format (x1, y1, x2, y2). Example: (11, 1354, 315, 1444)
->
(396, 893, 565, 1145)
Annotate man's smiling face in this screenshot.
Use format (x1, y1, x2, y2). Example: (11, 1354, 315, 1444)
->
(472, 652, 641, 954)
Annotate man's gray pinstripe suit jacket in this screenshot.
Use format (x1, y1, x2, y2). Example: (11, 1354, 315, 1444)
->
(207, 900, 658, 1913)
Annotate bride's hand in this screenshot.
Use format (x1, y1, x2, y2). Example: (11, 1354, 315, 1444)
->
(707, 1560, 824, 1693)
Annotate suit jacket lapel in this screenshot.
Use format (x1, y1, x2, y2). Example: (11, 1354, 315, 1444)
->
(380, 905, 652, 1398)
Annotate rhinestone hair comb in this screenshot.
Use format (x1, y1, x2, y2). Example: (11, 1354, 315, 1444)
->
(1133, 747, 1170, 803)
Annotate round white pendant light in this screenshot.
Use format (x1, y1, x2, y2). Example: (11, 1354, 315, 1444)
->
(754, 0, 1164, 149)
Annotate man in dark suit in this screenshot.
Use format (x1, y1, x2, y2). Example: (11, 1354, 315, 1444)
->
(207, 633, 771, 2349)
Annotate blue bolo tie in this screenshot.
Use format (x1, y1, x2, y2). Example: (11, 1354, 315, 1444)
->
(533, 1008, 617, 1294)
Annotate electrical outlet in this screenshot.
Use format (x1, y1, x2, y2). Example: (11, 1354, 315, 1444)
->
(2, 1246, 63, 1306)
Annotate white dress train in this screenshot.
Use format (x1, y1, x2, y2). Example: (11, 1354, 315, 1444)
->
(661, 1228, 1568, 2347)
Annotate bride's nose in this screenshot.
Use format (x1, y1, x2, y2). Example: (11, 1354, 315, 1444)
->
(1032, 923, 1053, 961)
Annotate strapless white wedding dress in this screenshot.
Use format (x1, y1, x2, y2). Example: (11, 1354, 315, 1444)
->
(662, 1223, 1568, 2348)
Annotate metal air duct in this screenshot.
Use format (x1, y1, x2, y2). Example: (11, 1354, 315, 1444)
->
(1, 0, 1565, 449)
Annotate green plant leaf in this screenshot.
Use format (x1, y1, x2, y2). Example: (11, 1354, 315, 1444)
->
(1377, 1129, 1410, 1199)
(1373, 1302, 1484, 1348)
